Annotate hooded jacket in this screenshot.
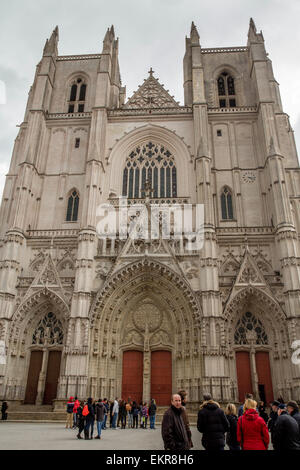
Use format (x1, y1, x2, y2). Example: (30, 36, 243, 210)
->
(197, 400, 229, 449)
(237, 409, 269, 450)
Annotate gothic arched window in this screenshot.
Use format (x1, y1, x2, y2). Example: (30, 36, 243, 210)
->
(217, 72, 236, 108)
(221, 187, 233, 220)
(234, 312, 268, 345)
(66, 190, 79, 221)
(122, 142, 177, 198)
(68, 78, 87, 113)
(32, 312, 64, 346)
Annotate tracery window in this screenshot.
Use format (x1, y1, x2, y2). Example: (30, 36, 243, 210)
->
(122, 142, 177, 198)
(217, 72, 236, 108)
(234, 312, 268, 345)
(32, 312, 64, 346)
(221, 187, 233, 220)
(68, 78, 87, 113)
(66, 190, 79, 222)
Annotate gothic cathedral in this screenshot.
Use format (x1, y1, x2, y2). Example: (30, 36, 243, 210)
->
(0, 20, 300, 409)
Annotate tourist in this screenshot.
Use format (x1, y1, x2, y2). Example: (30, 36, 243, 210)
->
(102, 398, 109, 430)
(178, 390, 193, 448)
(197, 394, 229, 451)
(225, 403, 240, 451)
(161, 394, 190, 451)
(268, 400, 280, 444)
(238, 393, 254, 417)
(141, 402, 148, 429)
(258, 401, 268, 424)
(111, 397, 119, 429)
(237, 398, 269, 450)
(84, 397, 95, 439)
(273, 403, 300, 450)
(73, 396, 80, 428)
(132, 401, 139, 429)
(149, 398, 157, 430)
(126, 400, 132, 429)
(109, 400, 114, 427)
(287, 401, 300, 435)
(1, 401, 8, 421)
(66, 396, 75, 429)
(119, 400, 127, 429)
(76, 401, 85, 439)
(95, 398, 105, 439)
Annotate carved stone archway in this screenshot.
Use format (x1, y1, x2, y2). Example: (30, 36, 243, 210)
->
(224, 286, 291, 402)
(88, 259, 202, 403)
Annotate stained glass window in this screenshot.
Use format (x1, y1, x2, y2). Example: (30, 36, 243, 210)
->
(122, 142, 177, 199)
(234, 312, 268, 345)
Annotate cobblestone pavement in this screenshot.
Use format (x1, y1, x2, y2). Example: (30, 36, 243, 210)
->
(0, 422, 273, 450)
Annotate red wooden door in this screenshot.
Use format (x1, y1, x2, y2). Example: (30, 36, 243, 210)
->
(151, 350, 172, 406)
(255, 351, 274, 404)
(122, 351, 143, 403)
(236, 351, 252, 403)
(43, 351, 62, 405)
(24, 351, 43, 404)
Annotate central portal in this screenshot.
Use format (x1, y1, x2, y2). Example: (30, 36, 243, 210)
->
(122, 349, 172, 405)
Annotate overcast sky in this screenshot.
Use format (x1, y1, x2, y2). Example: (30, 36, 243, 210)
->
(0, 0, 299, 199)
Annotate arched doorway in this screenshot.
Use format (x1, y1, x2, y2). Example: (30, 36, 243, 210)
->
(234, 311, 273, 404)
(89, 259, 202, 403)
(122, 350, 143, 403)
(24, 312, 64, 404)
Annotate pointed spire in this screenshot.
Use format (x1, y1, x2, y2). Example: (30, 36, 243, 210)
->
(102, 25, 115, 53)
(190, 21, 200, 45)
(43, 26, 59, 56)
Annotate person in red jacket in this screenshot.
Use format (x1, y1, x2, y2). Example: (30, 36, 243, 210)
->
(237, 398, 269, 450)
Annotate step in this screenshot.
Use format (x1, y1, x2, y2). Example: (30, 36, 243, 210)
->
(7, 412, 66, 421)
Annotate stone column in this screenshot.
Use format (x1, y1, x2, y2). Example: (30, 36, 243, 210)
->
(36, 349, 49, 405)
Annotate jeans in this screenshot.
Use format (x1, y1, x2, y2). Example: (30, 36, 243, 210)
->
(121, 415, 127, 429)
(97, 420, 103, 437)
(112, 412, 118, 428)
(85, 418, 95, 438)
(128, 413, 133, 428)
(102, 414, 108, 429)
(150, 414, 156, 429)
(133, 415, 138, 428)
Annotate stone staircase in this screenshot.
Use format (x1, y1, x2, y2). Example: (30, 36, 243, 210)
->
(7, 405, 66, 423)
(6, 404, 198, 424)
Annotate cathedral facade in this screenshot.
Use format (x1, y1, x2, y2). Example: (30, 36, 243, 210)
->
(0, 20, 300, 409)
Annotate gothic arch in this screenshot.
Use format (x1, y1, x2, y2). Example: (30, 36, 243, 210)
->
(105, 124, 194, 199)
(88, 258, 202, 401)
(10, 287, 69, 347)
(90, 258, 202, 327)
(211, 64, 244, 108)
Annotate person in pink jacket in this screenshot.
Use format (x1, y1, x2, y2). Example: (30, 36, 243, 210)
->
(237, 399, 269, 450)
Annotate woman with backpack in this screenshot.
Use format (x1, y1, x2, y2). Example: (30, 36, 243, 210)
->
(76, 401, 85, 439)
(84, 397, 95, 440)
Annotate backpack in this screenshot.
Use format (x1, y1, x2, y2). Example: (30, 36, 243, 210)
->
(82, 405, 89, 416)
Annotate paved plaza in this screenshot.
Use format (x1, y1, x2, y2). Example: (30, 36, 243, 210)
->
(0, 422, 203, 450)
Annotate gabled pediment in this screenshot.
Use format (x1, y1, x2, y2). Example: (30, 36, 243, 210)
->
(124, 69, 179, 109)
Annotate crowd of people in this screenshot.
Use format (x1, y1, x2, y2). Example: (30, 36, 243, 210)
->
(65, 396, 157, 439)
(161, 391, 300, 451)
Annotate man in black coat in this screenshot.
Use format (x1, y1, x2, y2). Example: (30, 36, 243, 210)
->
(197, 398, 229, 450)
(161, 394, 191, 451)
(268, 400, 280, 444)
(273, 404, 300, 450)
(287, 401, 300, 436)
